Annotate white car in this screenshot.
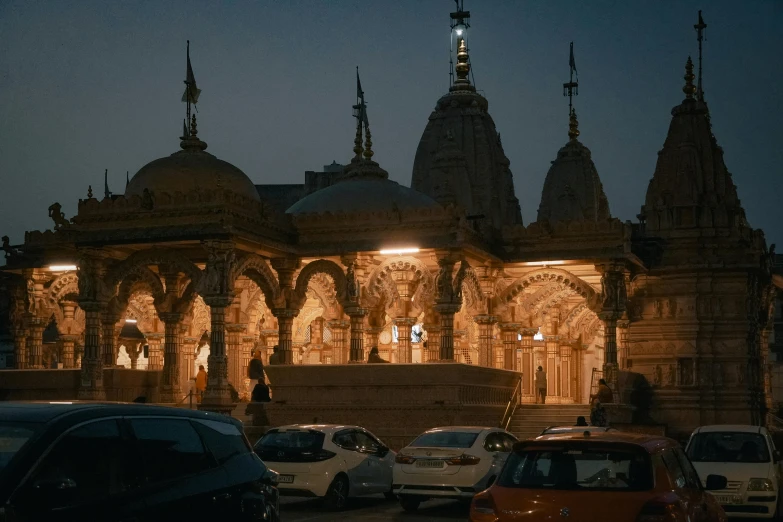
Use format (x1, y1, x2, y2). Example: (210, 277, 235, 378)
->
(686, 424, 782, 519)
(253, 424, 396, 509)
(392, 426, 517, 512)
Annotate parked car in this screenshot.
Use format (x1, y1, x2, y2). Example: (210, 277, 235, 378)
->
(0, 401, 279, 522)
(686, 424, 782, 518)
(392, 426, 518, 512)
(470, 430, 729, 522)
(537, 425, 615, 438)
(254, 424, 395, 509)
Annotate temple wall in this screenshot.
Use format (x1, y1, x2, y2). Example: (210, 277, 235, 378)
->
(248, 363, 521, 450)
(0, 368, 162, 402)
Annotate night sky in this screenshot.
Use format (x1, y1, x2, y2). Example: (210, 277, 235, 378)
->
(1, 1, 781, 249)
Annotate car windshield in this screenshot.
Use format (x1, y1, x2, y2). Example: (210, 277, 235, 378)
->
(687, 432, 770, 463)
(0, 422, 40, 472)
(410, 431, 479, 449)
(498, 445, 653, 491)
(256, 429, 325, 451)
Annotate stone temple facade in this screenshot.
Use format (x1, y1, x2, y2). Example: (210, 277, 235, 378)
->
(0, 16, 780, 438)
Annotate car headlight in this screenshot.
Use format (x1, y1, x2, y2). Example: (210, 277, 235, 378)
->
(747, 478, 775, 491)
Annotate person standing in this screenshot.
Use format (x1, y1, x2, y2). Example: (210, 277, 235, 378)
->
(535, 365, 547, 404)
(268, 345, 281, 365)
(367, 346, 389, 364)
(590, 378, 614, 404)
(248, 349, 265, 382)
(195, 364, 207, 403)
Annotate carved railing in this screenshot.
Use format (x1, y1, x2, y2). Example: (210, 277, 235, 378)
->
(500, 375, 523, 431)
(590, 367, 604, 400)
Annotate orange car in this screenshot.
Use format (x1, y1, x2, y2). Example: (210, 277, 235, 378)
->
(470, 431, 728, 522)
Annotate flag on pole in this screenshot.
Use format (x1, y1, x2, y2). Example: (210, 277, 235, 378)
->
(569, 42, 577, 75)
(182, 44, 202, 104)
(356, 67, 368, 126)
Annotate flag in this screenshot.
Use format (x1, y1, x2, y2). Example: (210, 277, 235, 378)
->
(569, 42, 577, 74)
(181, 43, 202, 104)
(356, 67, 369, 126)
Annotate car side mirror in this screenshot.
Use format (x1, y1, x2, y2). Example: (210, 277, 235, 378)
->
(261, 469, 279, 486)
(375, 445, 389, 458)
(704, 474, 728, 491)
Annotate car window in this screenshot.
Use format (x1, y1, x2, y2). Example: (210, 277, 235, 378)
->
(687, 432, 770, 463)
(674, 448, 702, 490)
(192, 419, 250, 465)
(333, 430, 358, 450)
(498, 445, 653, 491)
(660, 449, 686, 488)
(354, 431, 381, 452)
(129, 418, 213, 484)
(28, 419, 137, 505)
(0, 422, 41, 471)
(483, 432, 506, 452)
(410, 431, 479, 449)
(255, 429, 327, 462)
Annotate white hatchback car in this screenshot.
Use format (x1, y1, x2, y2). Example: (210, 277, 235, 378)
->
(686, 425, 782, 519)
(254, 424, 396, 509)
(392, 426, 517, 512)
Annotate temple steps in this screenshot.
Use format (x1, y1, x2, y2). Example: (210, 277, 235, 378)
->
(508, 404, 591, 441)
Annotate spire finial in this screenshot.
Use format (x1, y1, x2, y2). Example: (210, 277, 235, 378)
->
(87, 185, 93, 199)
(363, 123, 374, 160)
(126, 171, 129, 188)
(563, 41, 579, 117)
(683, 56, 697, 99)
(455, 38, 471, 85)
(568, 109, 580, 141)
(104, 169, 111, 199)
(694, 10, 707, 101)
(352, 67, 368, 160)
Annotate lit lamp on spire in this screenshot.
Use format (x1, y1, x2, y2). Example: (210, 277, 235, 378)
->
(449, 1, 472, 88)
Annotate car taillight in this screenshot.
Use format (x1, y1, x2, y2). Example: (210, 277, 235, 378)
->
(636, 499, 685, 522)
(446, 454, 481, 466)
(470, 494, 498, 522)
(312, 449, 336, 461)
(395, 454, 416, 464)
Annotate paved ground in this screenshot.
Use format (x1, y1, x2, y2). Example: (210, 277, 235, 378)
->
(280, 495, 470, 522)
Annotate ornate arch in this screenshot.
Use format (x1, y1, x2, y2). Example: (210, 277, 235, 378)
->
(367, 256, 435, 308)
(104, 249, 202, 293)
(231, 253, 281, 309)
(46, 272, 80, 310)
(460, 266, 484, 313)
(294, 260, 347, 307)
(498, 268, 597, 305)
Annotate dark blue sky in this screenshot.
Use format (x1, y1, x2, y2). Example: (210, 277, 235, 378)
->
(1, 1, 781, 247)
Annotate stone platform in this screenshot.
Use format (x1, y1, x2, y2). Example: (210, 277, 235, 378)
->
(246, 363, 522, 450)
(0, 368, 162, 402)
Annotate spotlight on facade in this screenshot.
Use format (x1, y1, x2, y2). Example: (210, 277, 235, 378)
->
(379, 247, 420, 255)
(124, 319, 137, 324)
(522, 260, 565, 267)
(48, 265, 77, 271)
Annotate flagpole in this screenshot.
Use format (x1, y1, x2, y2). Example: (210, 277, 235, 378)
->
(185, 40, 191, 135)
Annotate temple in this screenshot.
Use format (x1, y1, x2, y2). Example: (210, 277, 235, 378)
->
(0, 8, 780, 442)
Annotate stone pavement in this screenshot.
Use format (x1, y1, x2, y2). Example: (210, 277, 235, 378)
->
(280, 494, 470, 522)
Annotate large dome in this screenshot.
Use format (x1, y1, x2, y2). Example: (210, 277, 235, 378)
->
(287, 177, 440, 215)
(125, 132, 260, 202)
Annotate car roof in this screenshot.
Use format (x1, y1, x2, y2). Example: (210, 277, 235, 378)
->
(693, 425, 766, 434)
(0, 401, 240, 426)
(523, 430, 677, 453)
(423, 426, 495, 434)
(540, 426, 614, 435)
(272, 424, 363, 433)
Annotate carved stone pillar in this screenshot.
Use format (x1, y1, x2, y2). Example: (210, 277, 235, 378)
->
(78, 304, 105, 400)
(14, 327, 28, 369)
(181, 336, 197, 386)
(159, 313, 184, 403)
(273, 309, 298, 365)
(435, 303, 460, 361)
(617, 318, 630, 370)
(559, 344, 573, 403)
(520, 328, 535, 397)
(393, 317, 415, 364)
(474, 315, 498, 367)
(26, 316, 45, 369)
(146, 334, 164, 370)
(225, 323, 245, 390)
(126, 342, 142, 370)
(327, 320, 349, 364)
(241, 334, 255, 396)
(499, 323, 520, 371)
(200, 295, 233, 408)
(101, 313, 120, 367)
(261, 329, 278, 364)
(425, 325, 441, 363)
(346, 308, 368, 363)
(597, 266, 627, 395)
(60, 335, 78, 369)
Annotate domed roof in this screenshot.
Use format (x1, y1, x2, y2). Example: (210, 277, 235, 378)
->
(537, 112, 611, 223)
(125, 123, 260, 203)
(287, 156, 440, 215)
(411, 44, 522, 233)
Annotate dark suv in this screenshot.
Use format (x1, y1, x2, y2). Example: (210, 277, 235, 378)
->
(0, 402, 279, 522)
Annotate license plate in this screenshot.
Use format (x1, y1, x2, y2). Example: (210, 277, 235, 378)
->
(278, 475, 295, 483)
(415, 459, 444, 468)
(715, 495, 741, 505)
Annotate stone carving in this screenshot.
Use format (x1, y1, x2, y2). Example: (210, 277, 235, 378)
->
(48, 202, 70, 230)
(345, 262, 359, 304)
(25, 279, 36, 313)
(600, 270, 626, 313)
(653, 365, 662, 386)
(653, 299, 662, 318)
(665, 364, 676, 386)
(201, 248, 236, 296)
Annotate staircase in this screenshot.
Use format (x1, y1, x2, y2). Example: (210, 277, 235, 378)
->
(508, 404, 591, 440)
